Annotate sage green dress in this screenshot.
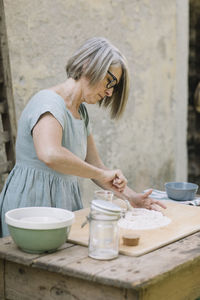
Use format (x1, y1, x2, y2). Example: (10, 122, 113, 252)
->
(0, 89, 91, 237)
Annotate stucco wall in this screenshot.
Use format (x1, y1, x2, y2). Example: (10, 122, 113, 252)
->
(3, 0, 188, 206)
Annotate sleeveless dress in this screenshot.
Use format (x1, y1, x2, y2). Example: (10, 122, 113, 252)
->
(0, 89, 91, 237)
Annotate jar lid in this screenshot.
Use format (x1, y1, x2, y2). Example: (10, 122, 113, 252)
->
(91, 199, 122, 215)
(89, 213, 120, 221)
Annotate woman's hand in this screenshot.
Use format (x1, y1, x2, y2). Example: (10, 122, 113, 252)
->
(96, 169, 127, 193)
(128, 189, 167, 211)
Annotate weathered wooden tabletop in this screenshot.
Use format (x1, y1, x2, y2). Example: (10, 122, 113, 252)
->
(1, 231, 200, 300)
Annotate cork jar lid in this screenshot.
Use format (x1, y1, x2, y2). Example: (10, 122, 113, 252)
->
(122, 233, 140, 246)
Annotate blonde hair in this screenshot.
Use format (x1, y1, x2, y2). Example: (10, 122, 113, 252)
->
(66, 37, 130, 119)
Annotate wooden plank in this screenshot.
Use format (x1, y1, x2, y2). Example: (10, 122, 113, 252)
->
(1, 236, 200, 299)
(0, 173, 7, 192)
(0, 259, 5, 299)
(0, 101, 6, 113)
(68, 201, 200, 257)
(4, 241, 200, 300)
(0, 161, 12, 174)
(0, 131, 10, 143)
(92, 232, 200, 289)
(33, 231, 200, 291)
(0, 237, 74, 267)
(0, 0, 17, 138)
(0, 237, 42, 266)
(139, 258, 200, 300)
(3, 232, 200, 290)
(5, 261, 131, 300)
(33, 245, 132, 286)
(33, 244, 89, 274)
(56, 253, 133, 284)
(0, 0, 17, 166)
(0, 0, 16, 190)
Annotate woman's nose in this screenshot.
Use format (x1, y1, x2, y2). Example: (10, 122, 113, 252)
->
(105, 88, 113, 97)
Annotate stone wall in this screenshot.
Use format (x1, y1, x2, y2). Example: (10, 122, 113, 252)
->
(3, 0, 188, 206)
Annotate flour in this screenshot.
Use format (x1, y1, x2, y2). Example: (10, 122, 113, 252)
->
(118, 208, 171, 230)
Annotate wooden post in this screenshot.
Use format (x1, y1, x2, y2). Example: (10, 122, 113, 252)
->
(0, 259, 5, 299)
(0, 0, 17, 191)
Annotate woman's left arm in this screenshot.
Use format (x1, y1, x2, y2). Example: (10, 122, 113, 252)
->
(85, 134, 166, 210)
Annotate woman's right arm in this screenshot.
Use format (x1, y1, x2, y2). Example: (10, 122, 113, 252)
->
(32, 112, 126, 191)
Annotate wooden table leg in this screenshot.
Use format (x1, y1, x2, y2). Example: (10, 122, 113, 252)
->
(0, 259, 5, 299)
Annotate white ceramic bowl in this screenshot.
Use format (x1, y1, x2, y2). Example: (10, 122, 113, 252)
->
(5, 207, 75, 253)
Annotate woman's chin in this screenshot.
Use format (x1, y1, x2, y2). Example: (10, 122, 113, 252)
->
(85, 99, 100, 105)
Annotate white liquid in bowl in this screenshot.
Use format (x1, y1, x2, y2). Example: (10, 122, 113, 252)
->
(20, 216, 59, 223)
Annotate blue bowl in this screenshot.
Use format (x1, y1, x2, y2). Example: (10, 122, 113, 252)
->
(165, 182, 198, 201)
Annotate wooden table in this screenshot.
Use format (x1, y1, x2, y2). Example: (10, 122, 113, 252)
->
(1, 232, 200, 300)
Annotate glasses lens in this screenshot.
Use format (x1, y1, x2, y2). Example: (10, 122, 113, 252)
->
(107, 81, 117, 89)
(107, 70, 118, 90)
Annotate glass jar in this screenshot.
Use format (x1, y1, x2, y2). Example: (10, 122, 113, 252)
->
(88, 199, 121, 260)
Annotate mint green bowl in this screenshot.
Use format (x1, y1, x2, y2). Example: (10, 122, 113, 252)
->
(5, 207, 74, 254)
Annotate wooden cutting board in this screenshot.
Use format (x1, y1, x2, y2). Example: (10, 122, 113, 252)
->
(68, 200, 200, 256)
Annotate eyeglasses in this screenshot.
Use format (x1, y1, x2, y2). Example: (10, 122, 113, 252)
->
(106, 70, 118, 90)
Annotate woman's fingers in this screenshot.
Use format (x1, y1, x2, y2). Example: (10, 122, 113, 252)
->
(145, 198, 167, 210)
(115, 170, 128, 186)
(142, 189, 167, 210)
(112, 170, 127, 192)
(143, 189, 153, 198)
(97, 169, 127, 193)
(128, 189, 167, 211)
(152, 199, 167, 209)
(113, 178, 126, 188)
(112, 181, 126, 192)
(149, 204, 162, 211)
